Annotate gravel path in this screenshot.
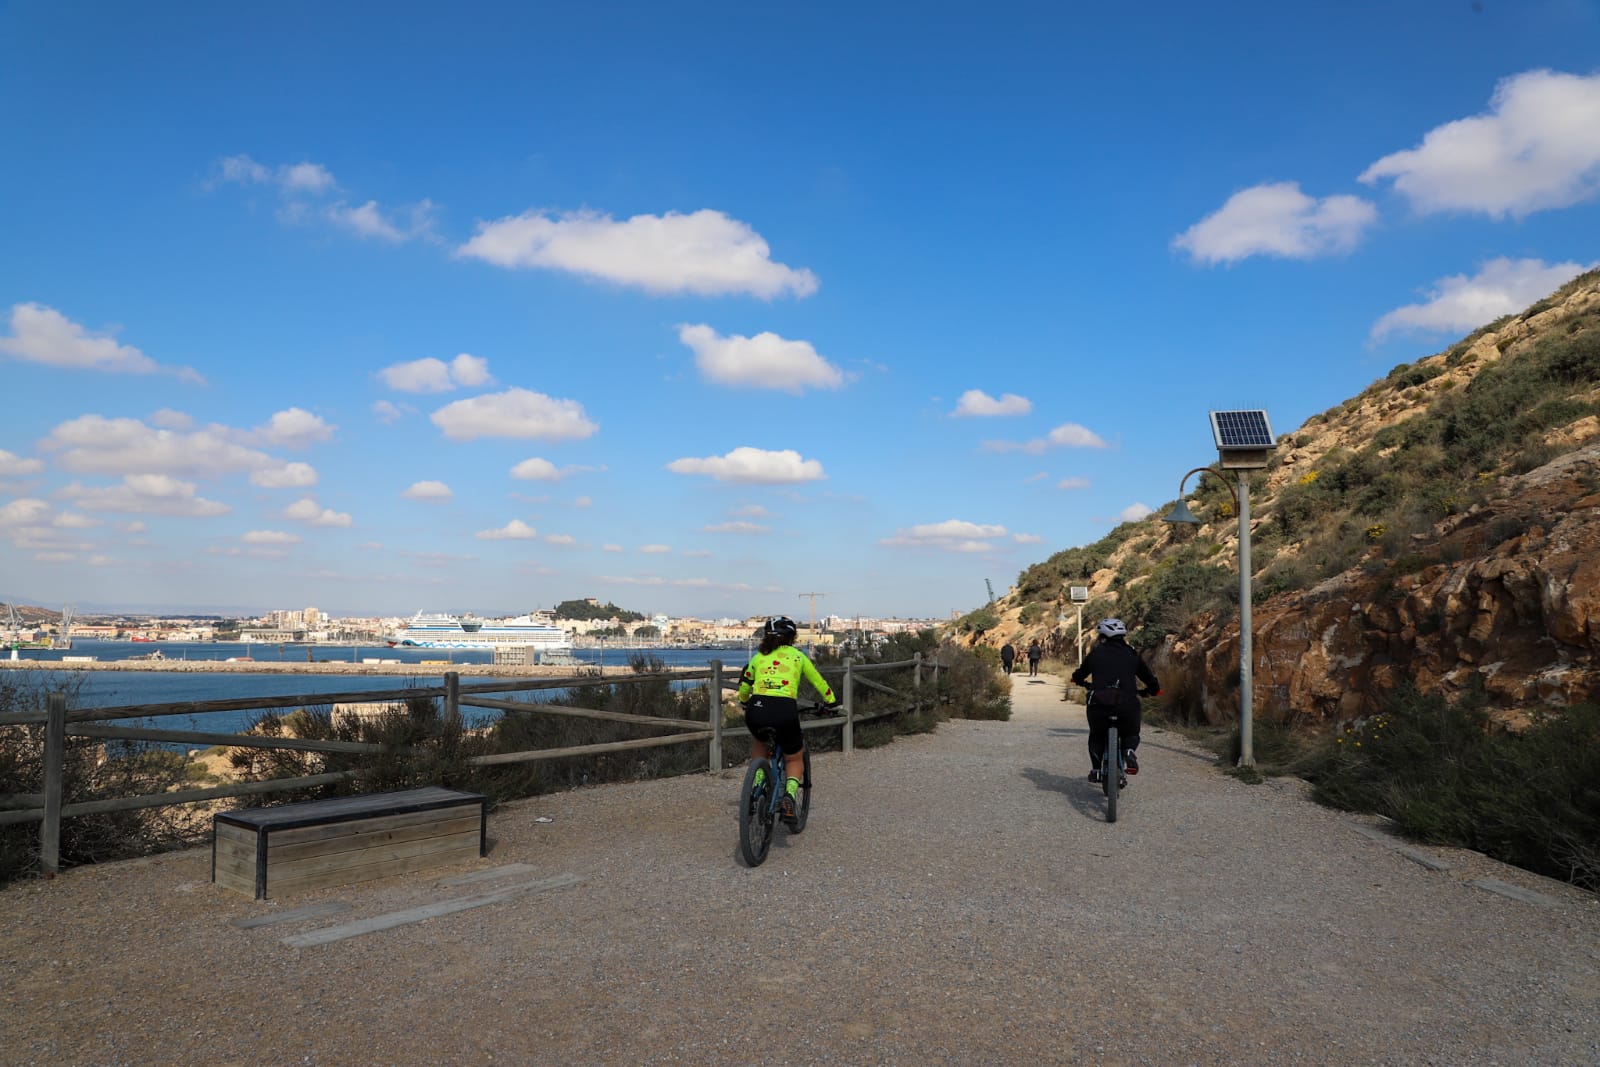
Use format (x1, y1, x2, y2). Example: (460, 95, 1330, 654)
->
(3, 672, 1596, 1066)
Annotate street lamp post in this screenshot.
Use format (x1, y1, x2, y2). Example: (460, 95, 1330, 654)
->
(1164, 409, 1277, 768)
(1164, 465, 1256, 765)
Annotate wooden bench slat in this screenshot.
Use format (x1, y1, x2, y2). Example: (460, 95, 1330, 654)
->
(269, 807, 478, 848)
(270, 814, 481, 863)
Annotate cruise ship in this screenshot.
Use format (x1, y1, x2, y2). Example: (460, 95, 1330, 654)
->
(388, 610, 573, 650)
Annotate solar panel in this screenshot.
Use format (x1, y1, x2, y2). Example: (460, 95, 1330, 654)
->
(1210, 410, 1275, 450)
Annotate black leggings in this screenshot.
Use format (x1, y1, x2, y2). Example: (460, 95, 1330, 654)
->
(1087, 704, 1141, 767)
(744, 695, 803, 755)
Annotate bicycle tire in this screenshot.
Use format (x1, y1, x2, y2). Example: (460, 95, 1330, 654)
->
(1105, 724, 1119, 823)
(738, 759, 776, 866)
(788, 749, 813, 834)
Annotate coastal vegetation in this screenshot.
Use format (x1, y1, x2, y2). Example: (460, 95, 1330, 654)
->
(1146, 685, 1600, 891)
(0, 674, 207, 887)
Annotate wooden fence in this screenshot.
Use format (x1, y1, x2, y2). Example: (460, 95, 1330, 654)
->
(0, 654, 942, 877)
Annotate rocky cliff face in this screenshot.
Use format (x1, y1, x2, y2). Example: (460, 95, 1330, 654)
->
(974, 271, 1600, 726)
(1153, 441, 1600, 724)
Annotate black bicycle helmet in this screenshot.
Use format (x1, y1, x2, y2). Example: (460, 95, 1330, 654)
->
(764, 616, 799, 641)
(1096, 618, 1127, 638)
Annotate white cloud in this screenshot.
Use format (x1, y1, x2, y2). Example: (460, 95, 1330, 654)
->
(280, 161, 338, 193)
(253, 407, 335, 448)
(1013, 533, 1044, 544)
(1360, 69, 1600, 218)
(678, 324, 844, 392)
(283, 497, 352, 527)
(217, 154, 338, 194)
(250, 462, 318, 489)
(1173, 182, 1377, 264)
(477, 520, 537, 540)
(704, 521, 769, 534)
(327, 199, 436, 242)
(218, 155, 271, 184)
(602, 543, 624, 553)
(1370, 257, 1598, 340)
(666, 447, 825, 484)
(682, 549, 713, 558)
(431, 388, 598, 442)
(952, 390, 1032, 417)
(1057, 477, 1091, 490)
(448, 353, 491, 387)
(0, 498, 51, 526)
(42, 415, 306, 481)
(58, 475, 231, 516)
(242, 530, 301, 545)
(1120, 503, 1154, 522)
(0, 450, 44, 477)
(402, 480, 453, 501)
(543, 533, 576, 546)
(510, 457, 570, 481)
(457, 208, 819, 298)
(730, 503, 771, 518)
(381, 358, 453, 393)
(52, 511, 99, 529)
(640, 544, 671, 554)
(372, 400, 409, 423)
(0, 303, 170, 375)
(149, 408, 193, 430)
(880, 519, 1008, 554)
(982, 423, 1108, 454)
(1048, 424, 1107, 448)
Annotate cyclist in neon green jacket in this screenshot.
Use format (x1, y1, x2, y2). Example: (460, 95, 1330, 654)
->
(738, 616, 839, 822)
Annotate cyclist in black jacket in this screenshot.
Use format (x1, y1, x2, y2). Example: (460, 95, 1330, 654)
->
(1070, 618, 1160, 782)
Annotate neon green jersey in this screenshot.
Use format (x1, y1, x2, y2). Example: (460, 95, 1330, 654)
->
(737, 645, 836, 704)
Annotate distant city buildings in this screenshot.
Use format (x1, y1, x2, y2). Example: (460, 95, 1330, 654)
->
(12, 601, 945, 646)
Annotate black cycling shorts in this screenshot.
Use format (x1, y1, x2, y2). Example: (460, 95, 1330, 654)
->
(744, 695, 803, 754)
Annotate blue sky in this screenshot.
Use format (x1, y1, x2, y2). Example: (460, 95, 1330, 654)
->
(3, 1, 1599, 620)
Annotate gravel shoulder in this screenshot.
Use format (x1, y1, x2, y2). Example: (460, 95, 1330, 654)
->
(3, 672, 1596, 1066)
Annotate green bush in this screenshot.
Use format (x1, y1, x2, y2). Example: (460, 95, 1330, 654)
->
(1301, 688, 1600, 890)
(957, 606, 998, 634)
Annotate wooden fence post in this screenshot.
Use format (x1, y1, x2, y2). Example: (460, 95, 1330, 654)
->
(708, 660, 723, 773)
(842, 658, 854, 754)
(445, 672, 459, 720)
(41, 692, 66, 878)
(914, 652, 923, 716)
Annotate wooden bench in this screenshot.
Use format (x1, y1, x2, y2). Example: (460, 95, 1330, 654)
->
(212, 786, 488, 899)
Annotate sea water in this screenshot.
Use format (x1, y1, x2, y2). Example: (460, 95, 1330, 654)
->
(5, 641, 746, 741)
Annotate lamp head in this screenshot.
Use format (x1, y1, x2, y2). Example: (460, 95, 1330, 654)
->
(1163, 499, 1200, 525)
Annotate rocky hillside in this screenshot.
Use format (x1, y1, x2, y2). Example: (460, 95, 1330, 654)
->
(960, 269, 1600, 727)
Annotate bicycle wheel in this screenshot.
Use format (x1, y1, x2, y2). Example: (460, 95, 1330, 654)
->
(788, 748, 813, 834)
(1104, 724, 1119, 823)
(738, 759, 776, 866)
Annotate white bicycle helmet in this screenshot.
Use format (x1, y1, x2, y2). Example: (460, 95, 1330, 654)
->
(1096, 618, 1127, 638)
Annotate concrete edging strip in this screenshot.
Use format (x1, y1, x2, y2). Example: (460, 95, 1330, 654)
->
(280, 874, 585, 948)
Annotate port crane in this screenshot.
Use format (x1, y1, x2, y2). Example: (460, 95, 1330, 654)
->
(985, 579, 996, 604)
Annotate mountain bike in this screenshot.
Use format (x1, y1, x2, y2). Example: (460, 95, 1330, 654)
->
(737, 704, 828, 867)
